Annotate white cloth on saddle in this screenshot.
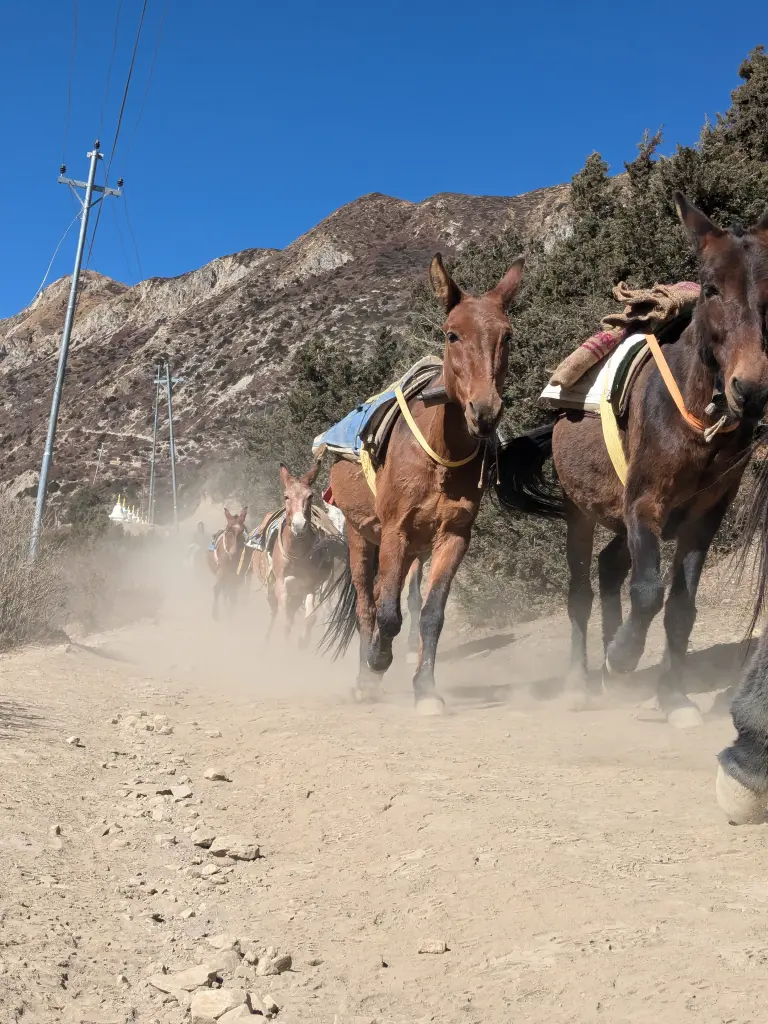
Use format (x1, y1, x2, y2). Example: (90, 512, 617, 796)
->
(538, 333, 647, 413)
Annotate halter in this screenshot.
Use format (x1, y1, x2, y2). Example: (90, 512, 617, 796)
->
(602, 333, 739, 485)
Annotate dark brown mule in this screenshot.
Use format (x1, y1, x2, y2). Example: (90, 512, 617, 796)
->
(320, 254, 524, 713)
(252, 463, 340, 646)
(498, 196, 768, 727)
(207, 507, 248, 620)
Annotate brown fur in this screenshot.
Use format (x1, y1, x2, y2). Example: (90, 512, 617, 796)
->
(252, 463, 338, 647)
(207, 507, 248, 620)
(325, 253, 524, 710)
(551, 196, 768, 721)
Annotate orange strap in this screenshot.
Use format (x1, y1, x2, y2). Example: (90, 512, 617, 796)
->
(644, 333, 738, 436)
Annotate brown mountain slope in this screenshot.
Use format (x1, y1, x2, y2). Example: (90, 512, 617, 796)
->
(0, 185, 568, 512)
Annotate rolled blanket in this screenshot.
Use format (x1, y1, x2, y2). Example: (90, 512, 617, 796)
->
(550, 281, 700, 388)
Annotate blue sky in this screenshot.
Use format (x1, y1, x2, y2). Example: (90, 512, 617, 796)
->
(0, 0, 764, 318)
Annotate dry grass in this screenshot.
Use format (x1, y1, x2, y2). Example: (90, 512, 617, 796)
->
(0, 495, 67, 650)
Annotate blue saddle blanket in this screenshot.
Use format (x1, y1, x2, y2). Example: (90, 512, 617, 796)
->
(312, 356, 443, 462)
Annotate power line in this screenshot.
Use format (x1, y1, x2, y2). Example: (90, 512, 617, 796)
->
(99, 0, 124, 140)
(111, 196, 132, 277)
(61, 0, 79, 164)
(29, 209, 82, 306)
(84, 0, 149, 273)
(123, 189, 144, 278)
(124, 0, 170, 166)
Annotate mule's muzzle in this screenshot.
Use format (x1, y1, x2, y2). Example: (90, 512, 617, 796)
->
(729, 377, 768, 421)
(466, 398, 502, 439)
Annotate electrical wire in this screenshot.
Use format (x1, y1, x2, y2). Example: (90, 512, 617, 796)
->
(84, 0, 149, 272)
(123, 0, 170, 167)
(111, 195, 132, 278)
(29, 210, 82, 306)
(61, 0, 79, 164)
(123, 190, 144, 279)
(99, 0, 124, 140)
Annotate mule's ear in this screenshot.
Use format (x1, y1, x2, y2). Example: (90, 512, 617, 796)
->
(429, 254, 462, 313)
(303, 462, 319, 487)
(491, 256, 525, 310)
(238, 507, 248, 524)
(279, 463, 291, 490)
(673, 192, 724, 250)
(224, 508, 234, 525)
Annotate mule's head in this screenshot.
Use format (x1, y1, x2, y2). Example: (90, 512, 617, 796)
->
(429, 253, 524, 438)
(223, 507, 248, 553)
(280, 462, 319, 538)
(675, 193, 768, 421)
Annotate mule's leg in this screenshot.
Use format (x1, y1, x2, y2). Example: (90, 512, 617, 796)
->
(605, 501, 664, 676)
(284, 589, 302, 640)
(299, 591, 316, 650)
(413, 528, 470, 715)
(597, 534, 631, 653)
(658, 501, 728, 728)
(265, 580, 278, 641)
(716, 633, 768, 823)
(406, 559, 423, 665)
(212, 575, 222, 621)
(347, 526, 380, 702)
(564, 505, 596, 709)
(368, 529, 410, 674)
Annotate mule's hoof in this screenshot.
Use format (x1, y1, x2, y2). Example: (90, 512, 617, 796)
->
(415, 694, 445, 717)
(352, 686, 379, 705)
(406, 651, 419, 666)
(716, 765, 767, 825)
(667, 704, 704, 730)
(367, 650, 393, 674)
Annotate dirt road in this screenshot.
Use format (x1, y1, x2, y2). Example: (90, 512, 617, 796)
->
(1, 575, 766, 1024)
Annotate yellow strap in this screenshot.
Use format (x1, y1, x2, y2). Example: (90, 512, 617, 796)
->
(360, 448, 378, 495)
(600, 363, 628, 485)
(394, 384, 480, 469)
(237, 545, 248, 576)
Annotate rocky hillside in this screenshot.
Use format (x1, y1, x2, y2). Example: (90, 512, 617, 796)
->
(0, 185, 568, 517)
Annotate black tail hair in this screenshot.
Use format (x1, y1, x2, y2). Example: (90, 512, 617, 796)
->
(494, 423, 566, 520)
(734, 433, 768, 637)
(317, 547, 368, 660)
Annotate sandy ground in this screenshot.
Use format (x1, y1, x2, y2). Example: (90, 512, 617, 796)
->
(1, 558, 767, 1024)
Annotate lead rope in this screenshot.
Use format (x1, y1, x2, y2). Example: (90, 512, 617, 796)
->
(478, 442, 487, 488)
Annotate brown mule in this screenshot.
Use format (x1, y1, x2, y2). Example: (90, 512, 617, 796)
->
(320, 253, 524, 713)
(207, 507, 248, 620)
(498, 195, 768, 727)
(252, 463, 341, 646)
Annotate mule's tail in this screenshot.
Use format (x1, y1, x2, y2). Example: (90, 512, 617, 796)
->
(317, 549, 360, 660)
(494, 423, 566, 520)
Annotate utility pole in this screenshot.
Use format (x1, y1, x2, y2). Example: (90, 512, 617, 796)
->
(147, 364, 162, 524)
(30, 141, 122, 561)
(165, 361, 179, 533)
(91, 442, 105, 485)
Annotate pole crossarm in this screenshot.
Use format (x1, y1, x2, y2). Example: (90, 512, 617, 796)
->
(58, 175, 122, 197)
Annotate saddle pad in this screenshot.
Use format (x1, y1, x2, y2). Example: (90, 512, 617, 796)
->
(539, 333, 648, 413)
(312, 356, 443, 464)
(208, 529, 224, 552)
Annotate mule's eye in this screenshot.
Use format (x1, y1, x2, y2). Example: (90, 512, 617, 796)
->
(445, 331, 459, 343)
(501, 331, 513, 346)
(703, 283, 720, 299)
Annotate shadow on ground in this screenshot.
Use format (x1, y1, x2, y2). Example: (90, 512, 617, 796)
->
(443, 638, 749, 712)
(0, 699, 43, 736)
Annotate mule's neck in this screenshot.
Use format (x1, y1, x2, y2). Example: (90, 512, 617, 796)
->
(669, 322, 718, 423)
(422, 378, 483, 465)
